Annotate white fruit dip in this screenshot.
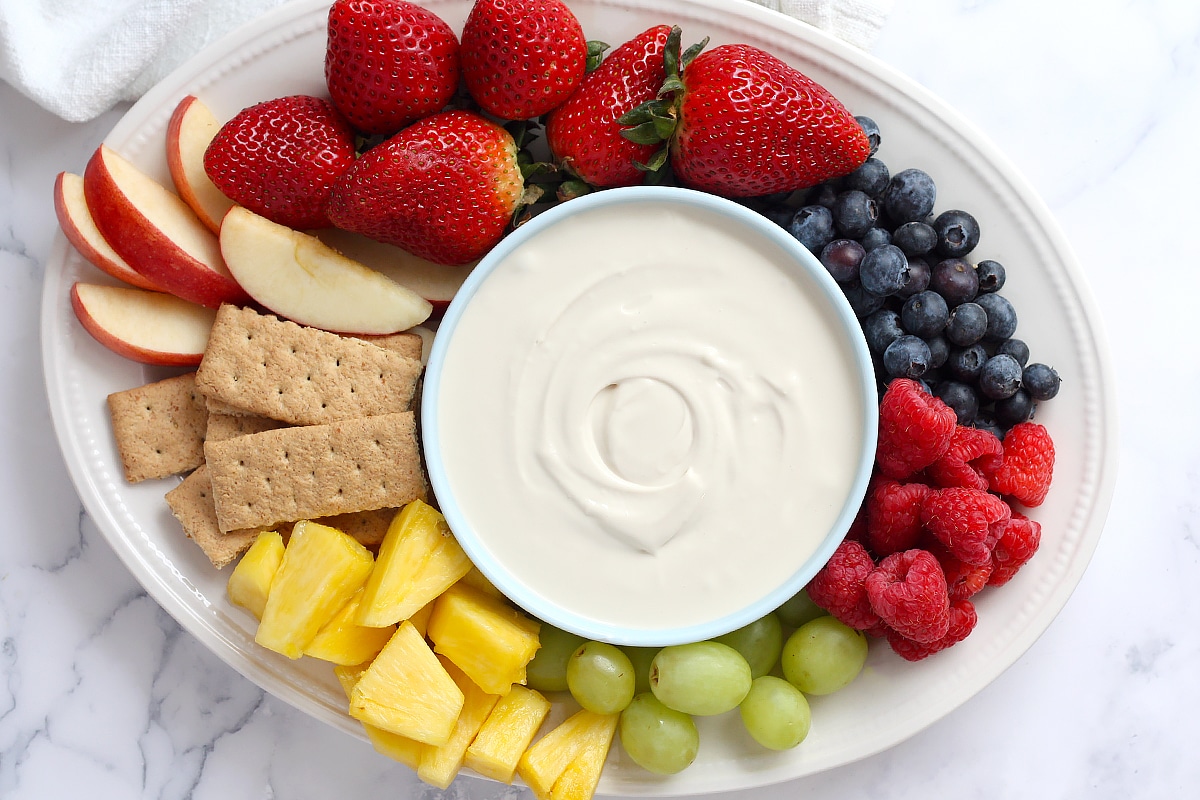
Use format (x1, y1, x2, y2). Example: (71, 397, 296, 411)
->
(426, 189, 873, 644)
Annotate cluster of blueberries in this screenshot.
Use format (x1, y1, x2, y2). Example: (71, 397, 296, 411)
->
(748, 117, 1060, 437)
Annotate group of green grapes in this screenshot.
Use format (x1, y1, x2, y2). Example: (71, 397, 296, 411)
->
(526, 591, 870, 775)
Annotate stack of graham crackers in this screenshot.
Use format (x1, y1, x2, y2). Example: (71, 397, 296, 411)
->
(106, 304, 429, 567)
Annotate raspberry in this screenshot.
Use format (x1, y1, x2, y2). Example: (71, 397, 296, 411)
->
(923, 539, 993, 602)
(843, 505, 869, 547)
(887, 599, 978, 661)
(920, 486, 1011, 566)
(927, 425, 1003, 491)
(866, 478, 930, 557)
(988, 422, 1055, 507)
(806, 540, 881, 631)
(875, 379, 957, 479)
(864, 549, 950, 643)
(988, 511, 1043, 586)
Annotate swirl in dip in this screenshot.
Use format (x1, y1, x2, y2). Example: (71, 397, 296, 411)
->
(425, 188, 874, 645)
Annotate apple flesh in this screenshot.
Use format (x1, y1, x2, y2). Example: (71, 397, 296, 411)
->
(313, 227, 473, 316)
(54, 172, 164, 291)
(70, 282, 217, 366)
(83, 144, 250, 309)
(219, 206, 433, 334)
(167, 94, 236, 233)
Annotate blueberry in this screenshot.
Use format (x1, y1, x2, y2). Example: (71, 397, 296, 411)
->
(933, 209, 981, 258)
(897, 257, 931, 298)
(819, 239, 866, 283)
(859, 244, 909, 296)
(944, 301, 987, 346)
(972, 415, 1005, 440)
(832, 190, 879, 238)
(995, 337, 1030, 366)
(934, 380, 980, 424)
(882, 168, 936, 224)
(883, 335, 931, 379)
(975, 293, 1018, 340)
(855, 115, 882, 156)
(863, 309, 905, 354)
(946, 343, 988, 382)
(842, 281, 886, 318)
(901, 290, 949, 338)
(844, 157, 890, 197)
(860, 226, 892, 251)
(805, 182, 839, 209)
(978, 354, 1023, 400)
(995, 389, 1035, 426)
(925, 335, 949, 369)
(761, 204, 794, 228)
(788, 205, 835, 252)
(930, 258, 979, 306)
(976, 259, 1006, 293)
(1022, 363, 1061, 401)
(892, 221, 938, 257)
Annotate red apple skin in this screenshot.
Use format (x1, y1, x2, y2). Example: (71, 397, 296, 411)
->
(54, 172, 165, 291)
(83, 144, 250, 309)
(70, 283, 213, 367)
(167, 95, 235, 233)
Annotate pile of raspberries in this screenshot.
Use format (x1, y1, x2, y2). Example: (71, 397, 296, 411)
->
(807, 379, 1055, 661)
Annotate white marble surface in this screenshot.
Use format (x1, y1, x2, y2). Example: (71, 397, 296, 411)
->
(2, 0, 1198, 797)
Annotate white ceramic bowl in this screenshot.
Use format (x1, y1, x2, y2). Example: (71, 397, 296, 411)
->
(421, 186, 878, 647)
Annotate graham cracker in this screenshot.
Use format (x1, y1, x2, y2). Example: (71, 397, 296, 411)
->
(352, 331, 424, 362)
(203, 411, 426, 532)
(165, 465, 261, 568)
(108, 373, 208, 483)
(205, 411, 288, 443)
(195, 305, 423, 426)
(205, 396, 256, 417)
(320, 508, 398, 548)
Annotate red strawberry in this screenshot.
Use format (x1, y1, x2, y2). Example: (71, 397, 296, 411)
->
(988, 422, 1056, 507)
(203, 95, 356, 231)
(325, 0, 460, 135)
(668, 42, 869, 196)
(460, 0, 587, 120)
(325, 110, 524, 266)
(545, 25, 673, 187)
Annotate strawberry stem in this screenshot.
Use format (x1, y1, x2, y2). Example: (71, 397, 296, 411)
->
(585, 40, 610, 72)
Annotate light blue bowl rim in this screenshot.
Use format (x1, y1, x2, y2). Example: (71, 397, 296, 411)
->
(422, 185, 878, 647)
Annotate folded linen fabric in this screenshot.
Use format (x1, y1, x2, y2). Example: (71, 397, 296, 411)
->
(0, 0, 891, 123)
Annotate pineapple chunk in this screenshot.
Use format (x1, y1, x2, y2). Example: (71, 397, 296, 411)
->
(349, 620, 464, 745)
(427, 582, 541, 695)
(549, 716, 617, 800)
(226, 530, 285, 619)
(517, 710, 618, 800)
(458, 565, 503, 598)
(464, 685, 552, 784)
(334, 661, 427, 769)
(408, 599, 434, 638)
(417, 657, 501, 789)
(256, 521, 374, 658)
(357, 500, 473, 628)
(304, 588, 396, 665)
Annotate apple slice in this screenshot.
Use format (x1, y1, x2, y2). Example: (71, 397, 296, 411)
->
(70, 282, 217, 366)
(166, 94, 236, 233)
(54, 172, 164, 291)
(83, 144, 250, 309)
(219, 206, 433, 334)
(313, 228, 474, 316)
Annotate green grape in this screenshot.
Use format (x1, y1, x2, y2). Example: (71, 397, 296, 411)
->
(526, 623, 586, 692)
(739, 676, 812, 750)
(619, 692, 700, 775)
(781, 615, 868, 695)
(774, 588, 827, 629)
(567, 641, 636, 714)
(650, 641, 752, 716)
(621, 646, 660, 695)
(713, 612, 783, 678)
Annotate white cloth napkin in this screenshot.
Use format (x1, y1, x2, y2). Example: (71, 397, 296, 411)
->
(0, 0, 892, 123)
